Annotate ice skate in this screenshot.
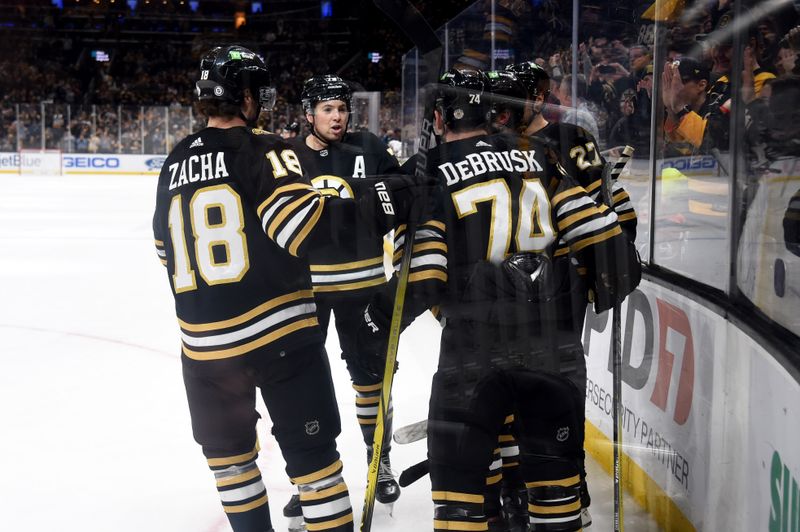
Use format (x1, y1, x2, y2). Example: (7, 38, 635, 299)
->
(282, 494, 305, 531)
(372, 452, 400, 514)
(500, 487, 528, 532)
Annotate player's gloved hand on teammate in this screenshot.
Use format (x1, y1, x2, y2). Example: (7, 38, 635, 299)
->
(351, 302, 397, 381)
(501, 251, 556, 302)
(359, 174, 440, 235)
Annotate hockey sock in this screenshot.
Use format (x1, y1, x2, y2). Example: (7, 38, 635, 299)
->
(527, 475, 583, 531)
(353, 382, 393, 448)
(210, 458, 271, 532)
(484, 445, 503, 518)
(499, 415, 524, 488)
(294, 461, 354, 531)
(432, 493, 487, 531)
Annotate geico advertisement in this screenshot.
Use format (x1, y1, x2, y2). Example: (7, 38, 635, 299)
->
(582, 280, 717, 527)
(746, 337, 800, 532)
(63, 154, 165, 173)
(658, 154, 721, 177)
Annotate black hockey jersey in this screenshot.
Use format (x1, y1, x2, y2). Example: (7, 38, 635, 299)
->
(395, 133, 638, 327)
(153, 126, 352, 361)
(533, 121, 637, 239)
(291, 131, 401, 296)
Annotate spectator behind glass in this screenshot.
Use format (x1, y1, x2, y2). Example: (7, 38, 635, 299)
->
(558, 74, 601, 144)
(609, 86, 651, 157)
(662, 57, 728, 155)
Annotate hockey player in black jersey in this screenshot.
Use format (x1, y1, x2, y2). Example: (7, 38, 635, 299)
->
(507, 60, 640, 527)
(508, 61, 637, 240)
(152, 46, 425, 532)
(280, 74, 402, 527)
(353, 68, 640, 532)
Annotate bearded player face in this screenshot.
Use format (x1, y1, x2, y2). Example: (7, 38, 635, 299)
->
(308, 99, 348, 143)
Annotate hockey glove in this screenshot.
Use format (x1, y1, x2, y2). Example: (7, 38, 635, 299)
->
(352, 303, 398, 381)
(501, 251, 556, 302)
(359, 174, 440, 235)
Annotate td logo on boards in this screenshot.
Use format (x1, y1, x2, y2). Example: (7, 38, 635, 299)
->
(584, 289, 697, 425)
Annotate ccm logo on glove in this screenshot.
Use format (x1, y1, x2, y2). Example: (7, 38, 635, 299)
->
(374, 182, 395, 215)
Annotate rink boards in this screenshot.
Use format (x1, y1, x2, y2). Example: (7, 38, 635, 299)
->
(0, 152, 164, 175)
(583, 279, 800, 531)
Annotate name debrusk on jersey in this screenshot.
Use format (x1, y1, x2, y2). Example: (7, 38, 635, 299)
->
(438, 148, 544, 185)
(394, 133, 629, 324)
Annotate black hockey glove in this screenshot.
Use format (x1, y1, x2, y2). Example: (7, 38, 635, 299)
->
(359, 174, 440, 235)
(501, 251, 558, 302)
(352, 303, 397, 381)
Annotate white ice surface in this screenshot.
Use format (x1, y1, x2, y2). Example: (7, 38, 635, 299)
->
(0, 174, 661, 531)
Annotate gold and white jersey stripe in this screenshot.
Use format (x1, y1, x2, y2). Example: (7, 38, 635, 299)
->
(310, 256, 387, 293)
(154, 239, 167, 266)
(393, 221, 448, 285)
(553, 186, 622, 252)
(257, 183, 325, 258)
(179, 290, 318, 361)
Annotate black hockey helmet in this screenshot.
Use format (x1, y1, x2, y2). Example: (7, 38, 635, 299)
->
(196, 45, 276, 110)
(435, 68, 491, 131)
(301, 75, 352, 114)
(505, 61, 550, 100)
(486, 70, 527, 130)
(282, 121, 300, 134)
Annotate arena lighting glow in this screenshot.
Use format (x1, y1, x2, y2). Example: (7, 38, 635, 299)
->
(51, 0, 63, 9)
(127, 0, 136, 9)
(321, 0, 332, 19)
(234, 10, 246, 28)
(251, 1, 262, 14)
(189, 0, 199, 12)
(91, 50, 110, 62)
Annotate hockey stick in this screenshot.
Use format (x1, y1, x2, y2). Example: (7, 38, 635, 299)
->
(361, 2, 442, 530)
(601, 145, 634, 532)
(393, 418, 427, 444)
(399, 459, 429, 487)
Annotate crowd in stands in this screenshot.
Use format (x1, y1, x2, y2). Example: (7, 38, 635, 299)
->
(3, 0, 800, 164)
(1, 0, 440, 152)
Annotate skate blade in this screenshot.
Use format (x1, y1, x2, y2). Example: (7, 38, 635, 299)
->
(581, 507, 592, 528)
(287, 515, 306, 531)
(382, 502, 395, 517)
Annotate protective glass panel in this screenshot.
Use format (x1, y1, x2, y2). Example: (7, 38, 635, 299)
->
(119, 106, 143, 154)
(17, 104, 43, 150)
(651, 1, 733, 289)
(44, 103, 69, 151)
(142, 106, 167, 154)
(735, 1, 800, 336)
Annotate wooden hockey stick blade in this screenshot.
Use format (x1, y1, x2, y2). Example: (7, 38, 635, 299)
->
(399, 459, 430, 487)
(393, 419, 428, 444)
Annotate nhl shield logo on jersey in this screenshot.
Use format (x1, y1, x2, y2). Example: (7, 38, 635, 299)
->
(311, 175, 354, 198)
(556, 426, 570, 442)
(305, 420, 320, 435)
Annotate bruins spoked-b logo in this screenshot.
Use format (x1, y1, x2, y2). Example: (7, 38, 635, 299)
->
(305, 420, 320, 436)
(311, 175, 354, 198)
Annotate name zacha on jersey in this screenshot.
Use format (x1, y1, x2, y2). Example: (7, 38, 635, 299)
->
(168, 152, 230, 190)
